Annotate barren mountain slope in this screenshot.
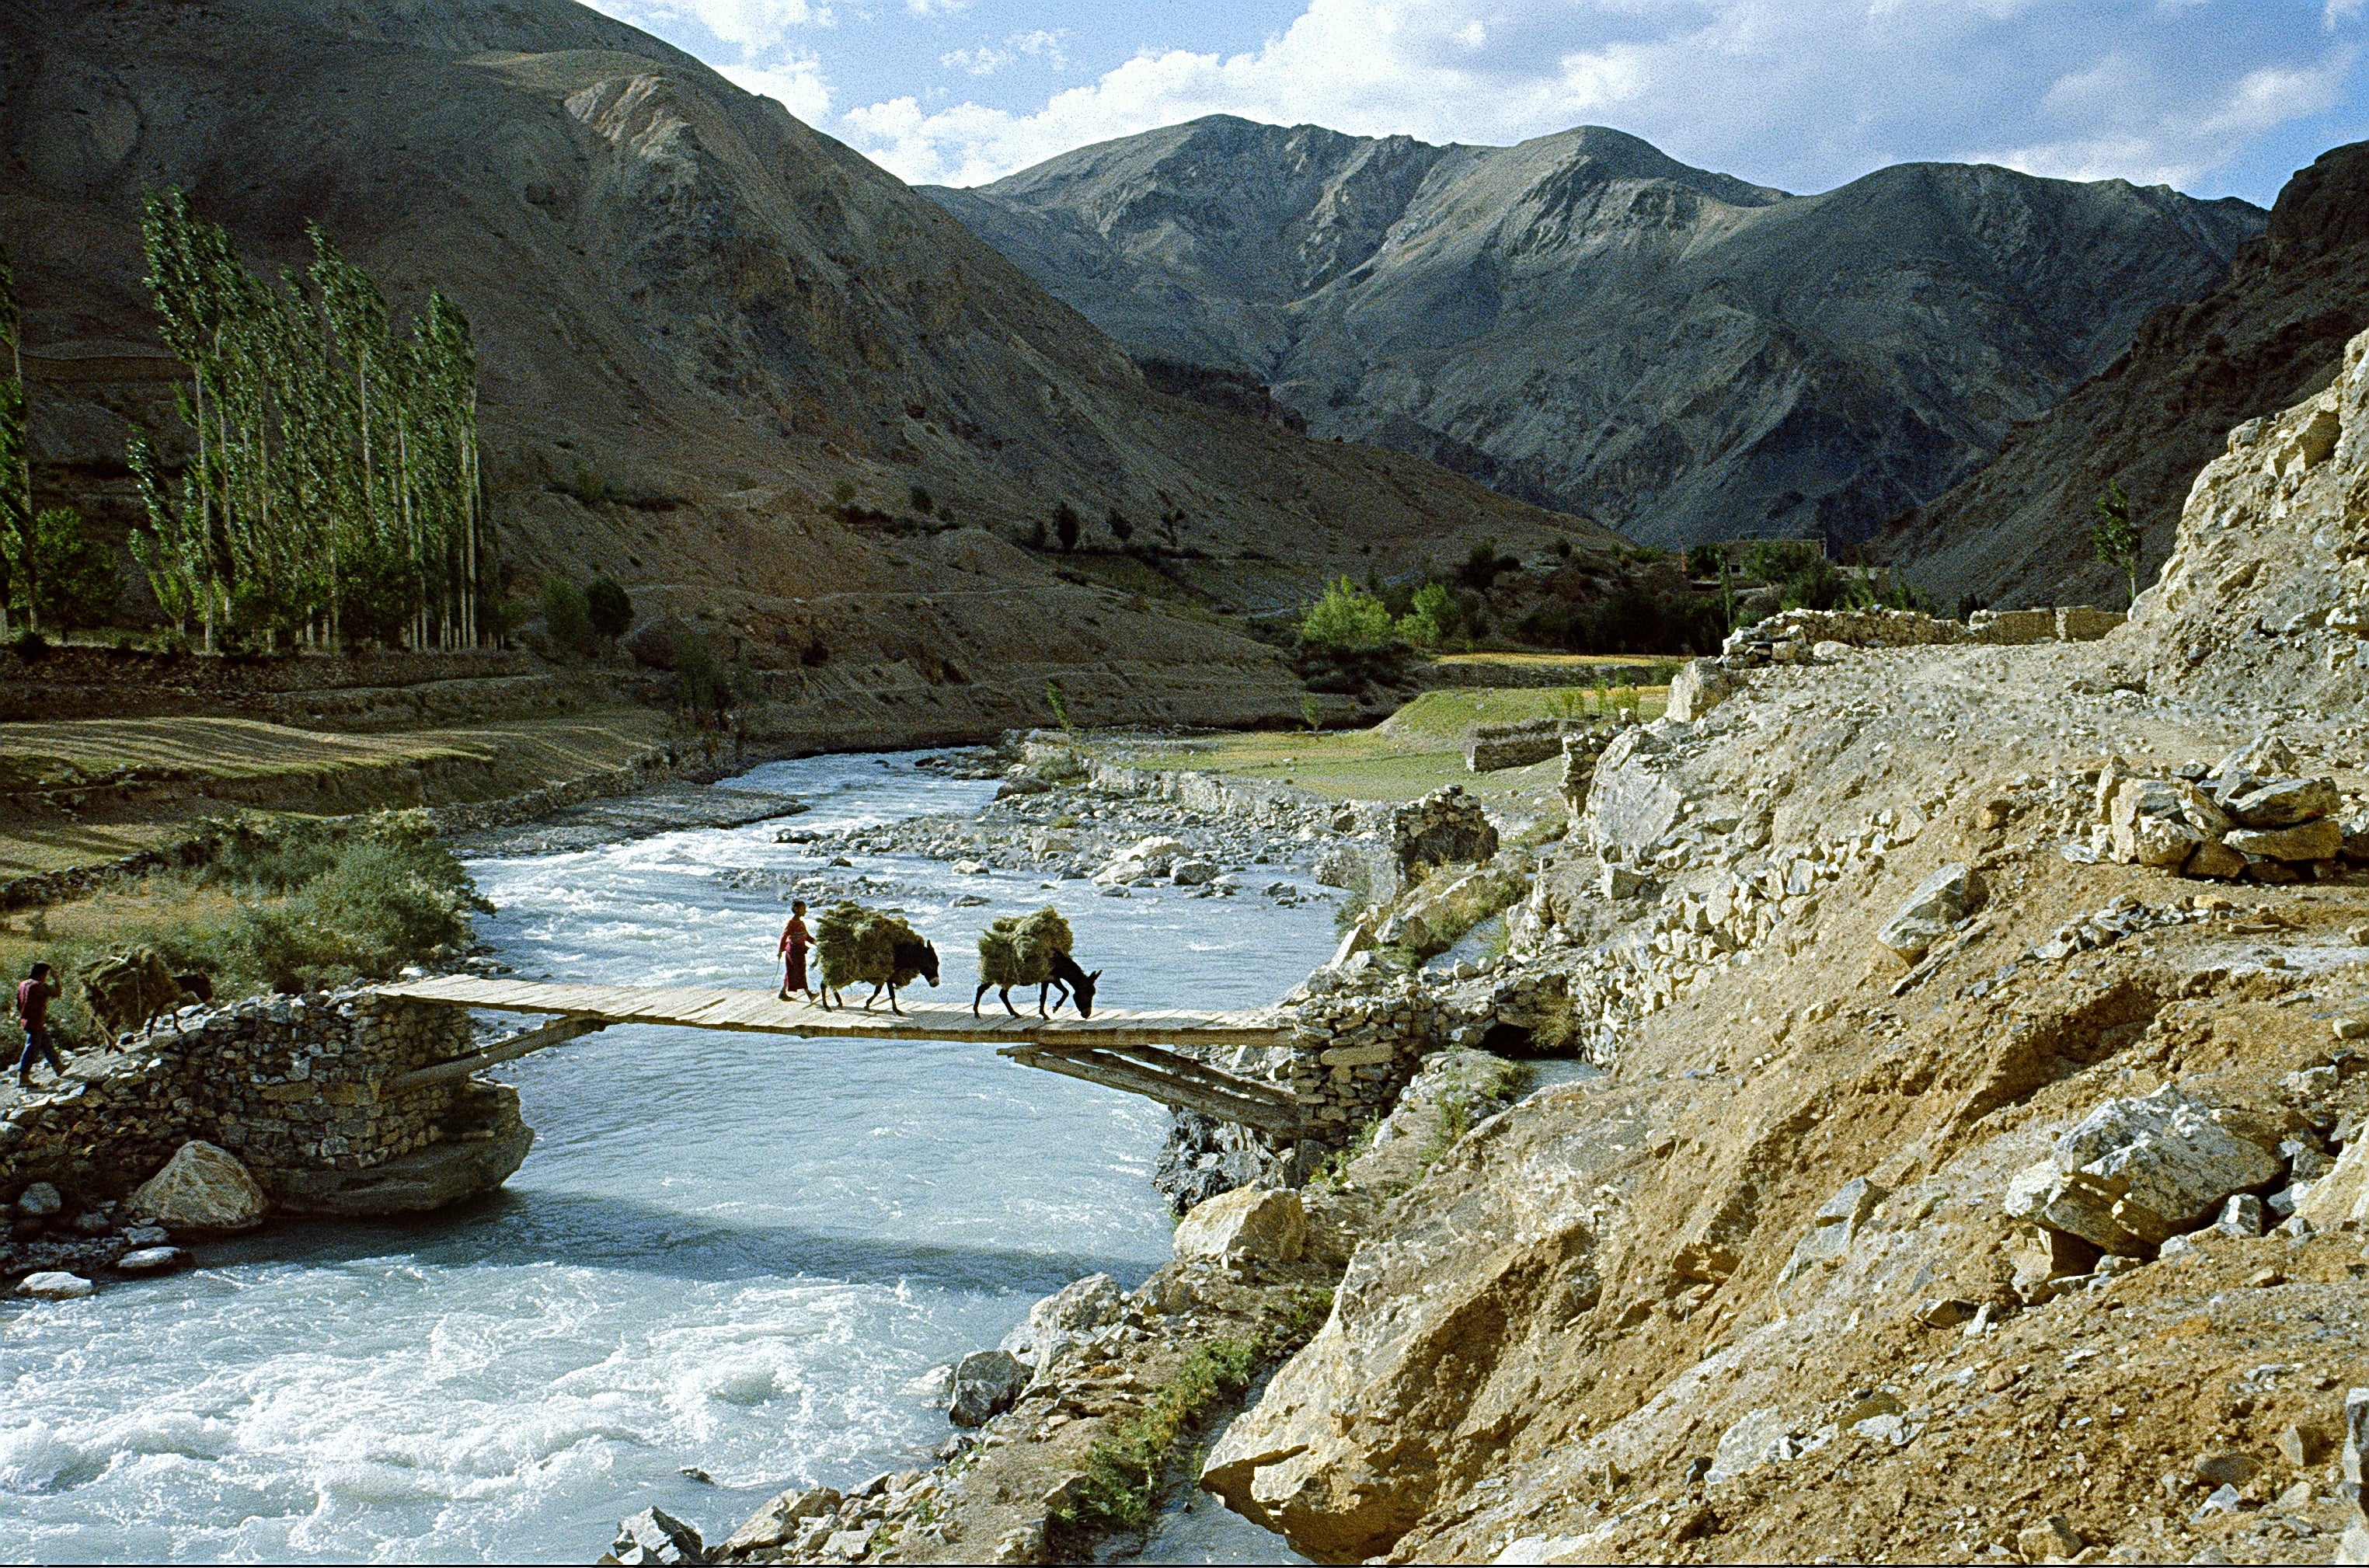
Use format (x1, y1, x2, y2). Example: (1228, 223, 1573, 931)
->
(1876, 140, 2369, 613)
(1199, 341, 2369, 1563)
(930, 116, 2263, 548)
(4, 1, 1608, 741)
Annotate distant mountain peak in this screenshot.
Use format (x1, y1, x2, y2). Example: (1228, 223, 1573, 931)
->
(930, 116, 2260, 549)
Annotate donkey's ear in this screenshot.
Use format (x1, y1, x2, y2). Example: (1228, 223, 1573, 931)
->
(1089, 969, 1103, 981)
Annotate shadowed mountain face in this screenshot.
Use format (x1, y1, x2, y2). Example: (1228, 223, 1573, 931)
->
(1874, 140, 2369, 612)
(928, 116, 2265, 549)
(3, 2, 1611, 737)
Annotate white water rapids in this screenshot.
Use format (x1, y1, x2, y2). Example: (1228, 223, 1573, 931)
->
(0, 752, 1338, 1563)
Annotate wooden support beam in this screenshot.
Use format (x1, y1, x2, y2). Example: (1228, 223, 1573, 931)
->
(1002, 1044, 1308, 1138)
(386, 1016, 611, 1095)
(1023, 1039, 1303, 1113)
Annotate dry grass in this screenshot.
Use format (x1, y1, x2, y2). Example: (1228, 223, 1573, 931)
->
(0, 711, 668, 878)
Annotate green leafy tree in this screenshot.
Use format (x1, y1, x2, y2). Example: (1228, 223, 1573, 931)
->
(1046, 678, 1074, 734)
(541, 577, 591, 653)
(1298, 576, 1395, 651)
(585, 576, 632, 641)
(21, 509, 118, 628)
(2092, 479, 2140, 608)
(1397, 581, 1456, 646)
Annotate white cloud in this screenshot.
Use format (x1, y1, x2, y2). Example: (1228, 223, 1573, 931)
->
(612, 0, 832, 51)
(837, 0, 2364, 193)
(718, 53, 833, 122)
(940, 29, 1069, 80)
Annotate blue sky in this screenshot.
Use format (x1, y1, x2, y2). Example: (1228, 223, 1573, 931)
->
(584, 0, 2369, 204)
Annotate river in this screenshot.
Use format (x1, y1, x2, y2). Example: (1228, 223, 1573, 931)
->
(0, 751, 1339, 1563)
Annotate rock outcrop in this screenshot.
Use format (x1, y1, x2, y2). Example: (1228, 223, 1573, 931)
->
(932, 114, 2260, 548)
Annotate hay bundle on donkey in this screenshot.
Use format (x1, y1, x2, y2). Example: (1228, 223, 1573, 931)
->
(974, 907, 1096, 1017)
(815, 902, 940, 1013)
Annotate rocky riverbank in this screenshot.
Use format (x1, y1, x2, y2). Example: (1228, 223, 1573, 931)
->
(614, 328, 2369, 1566)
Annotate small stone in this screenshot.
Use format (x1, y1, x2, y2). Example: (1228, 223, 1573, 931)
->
(2249, 1267, 2285, 1288)
(122, 1225, 169, 1249)
(2015, 1515, 2083, 1563)
(2194, 1451, 2262, 1489)
(2191, 1483, 2243, 1521)
(824, 1528, 873, 1560)
(17, 1271, 93, 1300)
(2215, 1193, 2264, 1237)
(1915, 1297, 1981, 1329)
(14, 1182, 61, 1218)
(2278, 1423, 2317, 1468)
(724, 1486, 843, 1553)
(2275, 1479, 2314, 1509)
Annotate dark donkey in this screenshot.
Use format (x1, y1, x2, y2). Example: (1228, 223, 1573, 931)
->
(1043, 948, 1100, 1019)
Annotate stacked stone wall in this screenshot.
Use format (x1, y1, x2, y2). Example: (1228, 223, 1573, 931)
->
(0, 993, 477, 1209)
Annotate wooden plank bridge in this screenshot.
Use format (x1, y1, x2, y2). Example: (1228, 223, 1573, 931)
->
(374, 975, 1311, 1137)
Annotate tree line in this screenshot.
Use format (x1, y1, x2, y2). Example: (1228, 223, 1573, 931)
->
(122, 187, 493, 652)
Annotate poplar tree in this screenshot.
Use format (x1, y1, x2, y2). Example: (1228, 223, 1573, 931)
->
(0, 242, 30, 636)
(127, 189, 489, 652)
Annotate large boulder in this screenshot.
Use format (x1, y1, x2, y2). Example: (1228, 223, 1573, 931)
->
(2004, 1088, 2283, 1253)
(2298, 1137, 2369, 1228)
(1876, 863, 1984, 960)
(130, 1141, 269, 1232)
(2227, 777, 2341, 828)
(948, 1350, 1029, 1427)
(1173, 1186, 1306, 1266)
(271, 1117, 533, 1216)
(1584, 729, 1683, 861)
(19, 1271, 94, 1300)
(1665, 657, 1740, 723)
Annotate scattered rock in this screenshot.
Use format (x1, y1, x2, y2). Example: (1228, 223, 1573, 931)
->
(2015, 1514, 2084, 1562)
(949, 1350, 1029, 1427)
(611, 1506, 703, 1566)
(130, 1141, 270, 1232)
(723, 1486, 841, 1553)
(14, 1182, 61, 1218)
(1876, 863, 1984, 960)
(1001, 1273, 1127, 1371)
(1170, 857, 1220, 886)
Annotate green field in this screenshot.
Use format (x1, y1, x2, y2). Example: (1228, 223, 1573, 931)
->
(1095, 685, 1667, 810)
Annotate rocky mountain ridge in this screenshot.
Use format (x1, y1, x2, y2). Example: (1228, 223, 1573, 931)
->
(3, 0, 1608, 739)
(929, 115, 2264, 549)
(1876, 138, 2369, 612)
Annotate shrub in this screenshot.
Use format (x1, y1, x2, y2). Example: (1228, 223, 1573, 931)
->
(909, 483, 934, 516)
(542, 577, 591, 652)
(1456, 540, 1515, 590)
(1054, 501, 1082, 552)
(1397, 581, 1456, 646)
(1057, 1339, 1264, 1531)
(1106, 508, 1134, 545)
(585, 577, 633, 640)
(1298, 576, 1395, 651)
